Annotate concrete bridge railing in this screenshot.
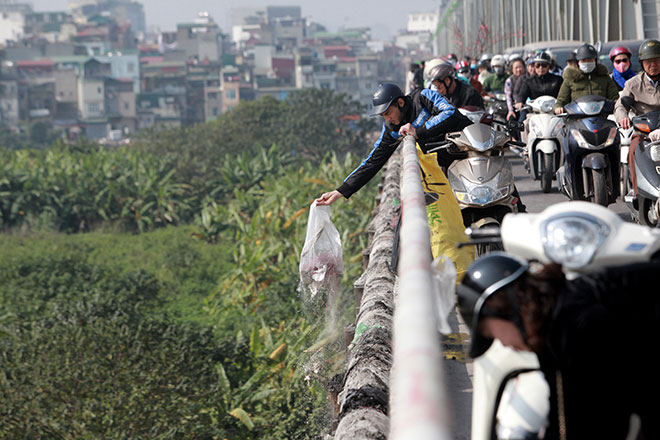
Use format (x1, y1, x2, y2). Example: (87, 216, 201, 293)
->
(333, 135, 451, 439)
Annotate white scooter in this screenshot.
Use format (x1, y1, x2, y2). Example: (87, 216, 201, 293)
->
(619, 124, 635, 199)
(607, 113, 635, 199)
(466, 201, 660, 440)
(524, 96, 565, 193)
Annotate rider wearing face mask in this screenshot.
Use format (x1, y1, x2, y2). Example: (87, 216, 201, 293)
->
(609, 46, 636, 91)
(554, 43, 619, 114)
(481, 55, 508, 94)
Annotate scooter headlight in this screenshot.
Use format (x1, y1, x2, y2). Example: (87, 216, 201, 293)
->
(650, 144, 660, 162)
(604, 127, 618, 147)
(453, 176, 509, 206)
(576, 100, 605, 115)
(549, 119, 563, 137)
(541, 213, 610, 269)
(570, 129, 589, 149)
(540, 99, 555, 113)
(529, 118, 543, 137)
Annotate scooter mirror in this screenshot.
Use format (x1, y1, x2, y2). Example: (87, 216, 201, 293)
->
(620, 96, 636, 111)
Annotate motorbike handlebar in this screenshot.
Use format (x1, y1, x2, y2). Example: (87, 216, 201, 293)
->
(425, 141, 451, 154)
(465, 225, 501, 238)
(457, 225, 503, 248)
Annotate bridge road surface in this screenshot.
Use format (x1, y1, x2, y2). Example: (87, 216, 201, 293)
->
(443, 151, 631, 440)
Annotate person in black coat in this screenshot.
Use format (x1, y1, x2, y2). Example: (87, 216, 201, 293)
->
(458, 254, 660, 440)
(428, 63, 485, 109)
(514, 51, 563, 108)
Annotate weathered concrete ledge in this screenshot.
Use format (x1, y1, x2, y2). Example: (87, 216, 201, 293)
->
(333, 151, 401, 439)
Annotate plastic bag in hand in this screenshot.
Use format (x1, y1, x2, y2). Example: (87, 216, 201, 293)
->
(299, 203, 344, 298)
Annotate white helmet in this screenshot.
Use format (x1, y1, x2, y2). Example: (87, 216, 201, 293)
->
(491, 54, 506, 68)
(423, 58, 445, 86)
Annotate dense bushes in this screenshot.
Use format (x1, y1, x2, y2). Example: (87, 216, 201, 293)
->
(0, 89, 375, 233)
(0, 88, 379, 437)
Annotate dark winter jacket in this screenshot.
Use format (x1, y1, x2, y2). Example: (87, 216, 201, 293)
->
(444, 79, 484, 110)
(337, 88, 472, 198)
(538, 262, 660, 440)
(554, 64, 620, 109)
(515, 73, 563, 104)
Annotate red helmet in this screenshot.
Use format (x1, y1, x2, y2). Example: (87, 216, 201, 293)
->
(609, 46, 632, 61)
(455, 60, 469, 71)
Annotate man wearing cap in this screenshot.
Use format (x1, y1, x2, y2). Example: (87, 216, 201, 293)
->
(316, 82, 472, 205)
(614, 39, 660, 196)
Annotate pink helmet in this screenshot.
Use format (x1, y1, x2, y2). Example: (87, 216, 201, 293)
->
(609, 46, 632, 61)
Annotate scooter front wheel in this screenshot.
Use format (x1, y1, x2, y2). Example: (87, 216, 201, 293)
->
(592, 168, 609, 207)
(540, 153, 553, 193)
(620, 163, 630, 199)
(638, 196, 659, 227)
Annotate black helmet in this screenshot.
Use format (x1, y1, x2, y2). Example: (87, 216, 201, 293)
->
(429, 63, 455, 82)
(638, 39, 660, 62)
(457, 252, 529, 358)
(575, 43, 598, 61)
(369, 83, 404, 116)
(531, 50, 552, 65)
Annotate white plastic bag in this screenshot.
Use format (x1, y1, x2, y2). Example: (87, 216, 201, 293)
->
(299, 203, 344, 299)
(431, 256, 457, 334)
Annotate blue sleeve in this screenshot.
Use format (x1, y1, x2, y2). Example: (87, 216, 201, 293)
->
(416, 89, 456, 138)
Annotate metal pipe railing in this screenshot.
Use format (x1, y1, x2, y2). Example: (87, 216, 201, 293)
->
(388, 135, 451, 439)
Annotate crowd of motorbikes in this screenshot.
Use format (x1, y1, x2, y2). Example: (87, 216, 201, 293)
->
(425, 78, 660, 439)
(431, 90, 660, 261)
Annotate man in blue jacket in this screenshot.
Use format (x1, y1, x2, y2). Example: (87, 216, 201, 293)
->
(316, 82, 472, 205)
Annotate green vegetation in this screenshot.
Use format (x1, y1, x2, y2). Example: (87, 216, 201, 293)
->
(0, 89, 378, 438)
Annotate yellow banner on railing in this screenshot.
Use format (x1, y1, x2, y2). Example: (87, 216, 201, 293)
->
(416, 144, 474, 280)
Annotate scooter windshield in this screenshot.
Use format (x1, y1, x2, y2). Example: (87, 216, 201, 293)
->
(462, 124, 496, 152)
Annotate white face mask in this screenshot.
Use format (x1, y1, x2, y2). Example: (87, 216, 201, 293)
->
(429, 84, 438, 92)
(579, 61, 596, 74)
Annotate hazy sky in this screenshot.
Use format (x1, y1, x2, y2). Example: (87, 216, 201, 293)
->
(28, 0, 423, 40)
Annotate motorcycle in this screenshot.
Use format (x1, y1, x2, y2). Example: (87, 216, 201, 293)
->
(485, 92, 508, 131)
(618, 99, 660, 227)
(619, 123, 635, 199)
(523, 95, 565, 193)
(555, 95, 620, 206)
(428, 121, 524, 256)
(464, 201, 660, 439)
(608, 112, 635, 199)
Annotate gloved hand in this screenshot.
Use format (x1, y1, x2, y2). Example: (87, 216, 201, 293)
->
(650, 128, 660, 142)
